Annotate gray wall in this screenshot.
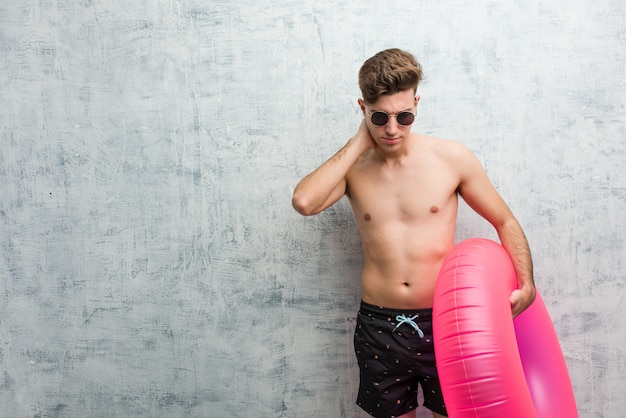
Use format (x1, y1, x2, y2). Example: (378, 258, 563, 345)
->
(1, 1, 624, 417)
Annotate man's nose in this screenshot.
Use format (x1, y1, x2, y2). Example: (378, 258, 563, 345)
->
(385, 116, 399, 134)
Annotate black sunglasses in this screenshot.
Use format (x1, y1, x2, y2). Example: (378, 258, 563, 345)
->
(368, 110, 416, 126)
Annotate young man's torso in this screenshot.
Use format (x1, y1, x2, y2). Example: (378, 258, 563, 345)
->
(346, 133, 462, 310)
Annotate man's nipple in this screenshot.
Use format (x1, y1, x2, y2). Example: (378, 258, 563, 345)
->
(430, 205, 439, 214)
(364, 213, 371, 221)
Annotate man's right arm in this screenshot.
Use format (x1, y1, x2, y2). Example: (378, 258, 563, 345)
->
(292, 120, 374, 216)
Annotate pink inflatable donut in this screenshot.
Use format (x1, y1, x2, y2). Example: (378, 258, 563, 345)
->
(432, 238, 578, 418)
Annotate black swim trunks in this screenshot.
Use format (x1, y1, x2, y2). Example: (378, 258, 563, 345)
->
(354, 301, 448, 418)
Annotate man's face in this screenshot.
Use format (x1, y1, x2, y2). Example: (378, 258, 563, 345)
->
(359, 89, 420, 150)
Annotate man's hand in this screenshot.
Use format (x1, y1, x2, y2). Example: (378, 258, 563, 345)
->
(510, 287, 536, 319)
(354, 118, 377, 151)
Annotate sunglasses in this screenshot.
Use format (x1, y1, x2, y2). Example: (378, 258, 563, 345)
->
(367, 110, 416, 126)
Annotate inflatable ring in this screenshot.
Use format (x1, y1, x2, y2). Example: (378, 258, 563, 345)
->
(433, 238, 577, 417)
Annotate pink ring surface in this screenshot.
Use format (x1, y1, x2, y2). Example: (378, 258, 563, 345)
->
(433, 238, 578, 417)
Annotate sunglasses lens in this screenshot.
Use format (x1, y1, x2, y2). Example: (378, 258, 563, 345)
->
(370, 112, 389, 126)
(397, 112, 415, 125)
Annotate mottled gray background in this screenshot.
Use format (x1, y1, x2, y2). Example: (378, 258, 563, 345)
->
(1, 1, 624, 417)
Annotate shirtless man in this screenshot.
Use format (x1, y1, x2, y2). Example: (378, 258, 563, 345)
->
(292, 48, 536, 418)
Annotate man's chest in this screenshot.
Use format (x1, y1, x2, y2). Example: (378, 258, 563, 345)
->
(347, 166, 459, 221)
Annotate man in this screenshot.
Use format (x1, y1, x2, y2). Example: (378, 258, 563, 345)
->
(292, 48, 536, 418)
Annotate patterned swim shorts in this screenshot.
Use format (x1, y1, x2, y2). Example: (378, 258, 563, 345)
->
(354, 301, 448, 417)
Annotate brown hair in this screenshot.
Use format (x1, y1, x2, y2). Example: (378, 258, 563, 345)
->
(358, 48, 423, 104)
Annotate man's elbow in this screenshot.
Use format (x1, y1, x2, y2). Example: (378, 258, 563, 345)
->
(291, 193, 317, 216)
(494, 215, 523, 235)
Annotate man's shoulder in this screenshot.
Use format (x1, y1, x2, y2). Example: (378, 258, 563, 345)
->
(414, 134, 471, 158)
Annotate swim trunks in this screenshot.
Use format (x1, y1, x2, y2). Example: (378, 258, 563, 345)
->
(354, 301, 448, 418)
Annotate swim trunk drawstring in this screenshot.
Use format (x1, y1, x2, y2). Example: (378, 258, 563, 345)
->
(391, 314, 424, 338)
(393, 314, 424, 338)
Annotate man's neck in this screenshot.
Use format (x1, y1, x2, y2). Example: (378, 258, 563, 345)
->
(375, 134, 417, 165)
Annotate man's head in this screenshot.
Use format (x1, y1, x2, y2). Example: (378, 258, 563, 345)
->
(358, 48, 423, 105)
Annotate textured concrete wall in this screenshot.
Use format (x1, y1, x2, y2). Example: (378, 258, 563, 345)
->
(1, 1, 624, 417)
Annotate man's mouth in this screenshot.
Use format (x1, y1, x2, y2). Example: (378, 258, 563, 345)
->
(383, 137, 401, 144)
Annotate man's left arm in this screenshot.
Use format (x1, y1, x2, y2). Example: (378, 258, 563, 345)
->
(453, 142, 536, 317)
(496, 216, 536, 318)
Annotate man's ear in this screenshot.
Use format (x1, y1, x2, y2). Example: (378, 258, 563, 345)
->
(415, 95, 421, 107)
(358, 98, 366, 114)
